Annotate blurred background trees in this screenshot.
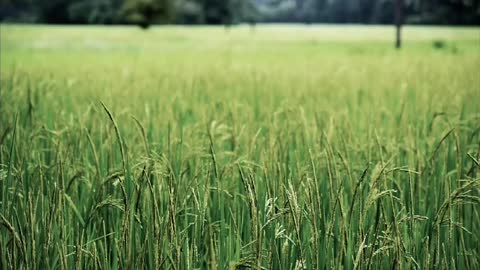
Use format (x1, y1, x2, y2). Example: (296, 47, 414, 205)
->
(68, 0, 124, 24)
(0, 0, 479, 25)
(121, 0, 172, 28)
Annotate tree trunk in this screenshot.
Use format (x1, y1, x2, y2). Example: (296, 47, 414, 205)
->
(395, 0, 403, 49)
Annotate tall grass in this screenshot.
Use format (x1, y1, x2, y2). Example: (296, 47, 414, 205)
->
(1, 24, 479, 269)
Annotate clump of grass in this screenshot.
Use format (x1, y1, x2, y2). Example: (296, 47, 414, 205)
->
(432, 39, 447, 49)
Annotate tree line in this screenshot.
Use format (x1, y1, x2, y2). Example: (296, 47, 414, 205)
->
(0, 0, 479, 27)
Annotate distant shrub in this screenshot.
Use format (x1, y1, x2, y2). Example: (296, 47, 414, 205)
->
(432, 40, 447, 49)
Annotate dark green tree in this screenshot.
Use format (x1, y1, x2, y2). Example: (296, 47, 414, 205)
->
(68, 0, 123, 24)
(37, 0, 71, 23)
(121, 0, 172, 29)
(241, 0, 260, 27)
(174, 0, 203, 24)
(200, 0, 233, 25)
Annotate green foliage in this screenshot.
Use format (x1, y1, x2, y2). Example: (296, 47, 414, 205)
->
(174, 0, 203, 24)
(1, 0, 479, 25)
(121, 0, 172, 28)
(68, 0, 124, 24)
(0, 25, 479, 269)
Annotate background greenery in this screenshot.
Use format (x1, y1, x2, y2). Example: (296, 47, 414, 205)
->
(0, 24, 479, 269)
(1, 0, 479, 26)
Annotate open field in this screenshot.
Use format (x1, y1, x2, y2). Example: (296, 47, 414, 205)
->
(1, 24, 480, 269)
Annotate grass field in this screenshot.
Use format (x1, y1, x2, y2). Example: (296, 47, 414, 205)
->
(1, 24, 479, 269)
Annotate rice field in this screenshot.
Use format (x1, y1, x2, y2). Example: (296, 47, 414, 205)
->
(0, 24, 479, 269)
